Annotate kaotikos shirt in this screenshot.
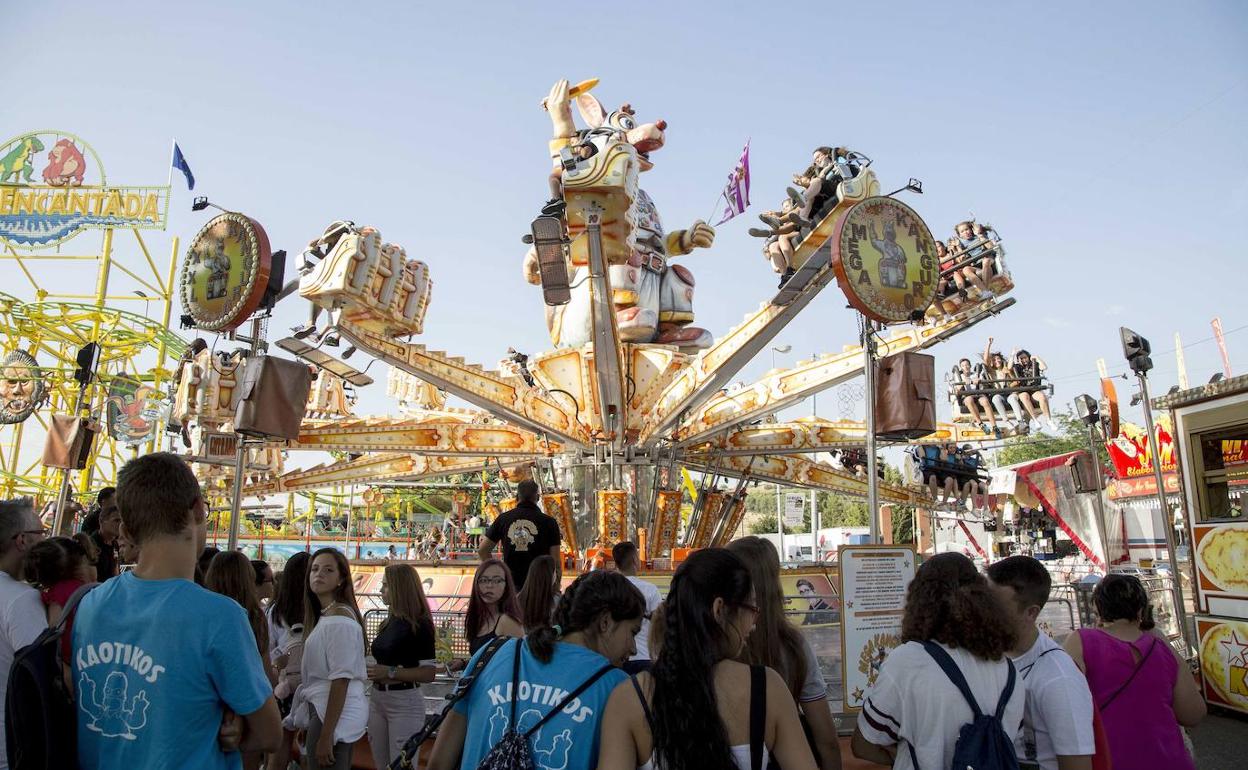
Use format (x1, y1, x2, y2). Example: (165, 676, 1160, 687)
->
(453, 638, 625, 770)
(72, 572, 272, 770)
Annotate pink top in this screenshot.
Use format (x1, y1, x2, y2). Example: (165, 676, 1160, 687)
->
(1077, 628, 1192, 770)
(41, 578, 84, 659)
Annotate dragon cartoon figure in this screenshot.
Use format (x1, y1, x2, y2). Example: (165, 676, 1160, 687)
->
(42, 138, 87, 186)
(79, 671, 150, 740)
(0, 135, 46, 184)
(525, 79, 715, 352)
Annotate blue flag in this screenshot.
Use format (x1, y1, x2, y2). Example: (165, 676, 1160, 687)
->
(171, 142, 195, 190)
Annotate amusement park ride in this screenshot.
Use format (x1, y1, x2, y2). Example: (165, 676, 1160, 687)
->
(177, 78, 1022, 561)
(1, 80, 1031, 561)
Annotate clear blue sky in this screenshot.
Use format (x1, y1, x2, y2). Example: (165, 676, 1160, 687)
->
(7, 0, 1248, 437)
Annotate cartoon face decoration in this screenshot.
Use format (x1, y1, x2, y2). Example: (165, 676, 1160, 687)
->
(0, 350, 46, 424)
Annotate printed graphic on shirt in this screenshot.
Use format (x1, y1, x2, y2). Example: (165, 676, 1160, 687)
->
(76, 641, 166, 740)
(484, 679, 597, 770)
(508, 520, 539, 552)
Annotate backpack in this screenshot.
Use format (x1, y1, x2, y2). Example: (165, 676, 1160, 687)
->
(907, 641, 1020, 770)
(5, 583, 96, 770)
(475, 638, 613, 770)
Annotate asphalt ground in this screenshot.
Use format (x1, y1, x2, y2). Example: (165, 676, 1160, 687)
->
(1190, 709, 1248, 769)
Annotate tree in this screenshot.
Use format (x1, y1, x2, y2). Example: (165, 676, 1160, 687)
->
(996, 410, 1110, 468)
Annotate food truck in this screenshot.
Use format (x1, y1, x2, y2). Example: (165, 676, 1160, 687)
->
(1154, 374, 1248, 715)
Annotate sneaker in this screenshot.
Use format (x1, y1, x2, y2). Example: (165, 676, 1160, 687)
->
(778, 268, 796, 289)
(747, 227, 773, 239)
(786, 186, 805, 205)
(292, 325, 317, 339)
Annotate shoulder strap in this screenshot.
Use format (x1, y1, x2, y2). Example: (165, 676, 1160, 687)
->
(507, 636, 524, 728)
(630, 674, 655, 732)
(57, 582, 98, 630)
(750, 664, 765, 770)
(919, 641, 982, 718)
(1098, 635, 1158, 711)
(994, 659, 1017, 721)
(523, 662, 615, 737)
(449, 634, 510, 704)
(1020, 647, 1061, 680)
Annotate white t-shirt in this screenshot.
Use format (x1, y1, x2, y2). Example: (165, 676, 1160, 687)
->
(856, 641, 1025, 770)
(798, 632, 828, 702)
(1011, 632, 1095, 769)
(0, 569, 49, 770)
(625, 576, 662, 661)
(288, 615, 369, 743)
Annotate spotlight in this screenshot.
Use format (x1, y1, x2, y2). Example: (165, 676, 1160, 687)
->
(1210, 373, 1224, 384)
(179, 314, 195, 329)
(1120, 327, 1153, 375)
(1167, 385, 1180, 395)
(906, 178, 923, 194)
(191, 196, 210, 212)
(1073, 394, 1099, 426)
(1129, 393, 1142, 407)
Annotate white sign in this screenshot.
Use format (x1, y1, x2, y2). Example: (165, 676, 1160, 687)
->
(839, 545, 916, 712)
(784, 493, 805, 526)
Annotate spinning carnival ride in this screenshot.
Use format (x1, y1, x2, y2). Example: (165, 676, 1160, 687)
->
(179, 80, 1021, 560)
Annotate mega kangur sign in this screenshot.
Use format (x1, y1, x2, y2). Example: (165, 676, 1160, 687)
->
(0, 131, 168, 248)
(179, 212, 273, 332)
(832, 197, 938, 324)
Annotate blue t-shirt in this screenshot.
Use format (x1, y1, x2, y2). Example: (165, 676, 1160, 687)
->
(72, 572, 272, 770)
(453, 638, 625, 770)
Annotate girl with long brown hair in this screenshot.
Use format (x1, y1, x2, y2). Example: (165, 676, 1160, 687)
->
(517, 554, 560, 632)
(366, 564, 438, 769)
(462, 558, 523, 655)
(852, 552, 1024, 769)
(290, 548, 368, 770)
(205, 550, 272, 667)
(726, 536, 841, 769)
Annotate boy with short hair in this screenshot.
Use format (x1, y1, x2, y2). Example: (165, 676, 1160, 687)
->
(986, 555, 1095, 770)
(73, 453, 280, 769)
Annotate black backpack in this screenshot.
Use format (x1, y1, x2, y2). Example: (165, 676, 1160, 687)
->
(907, 641, 1020, 770)
(475, 638, 613, 770)
(6, 583, 96, 770)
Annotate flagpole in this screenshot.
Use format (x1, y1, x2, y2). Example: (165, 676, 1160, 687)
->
(166, 138, 175, 191)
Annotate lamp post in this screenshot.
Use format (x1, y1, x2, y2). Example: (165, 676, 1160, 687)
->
(771, 345, 791, 558)
(1074, 394, 1111, 569)
(1121, 327, 1191, 647)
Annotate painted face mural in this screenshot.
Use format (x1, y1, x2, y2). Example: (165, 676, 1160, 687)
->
(0, 350, 46, 424)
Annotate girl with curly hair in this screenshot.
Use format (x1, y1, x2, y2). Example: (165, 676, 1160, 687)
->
(852, 552, 1024, 769)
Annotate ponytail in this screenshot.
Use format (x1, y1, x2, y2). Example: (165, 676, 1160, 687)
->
(526, 570, 643, 664)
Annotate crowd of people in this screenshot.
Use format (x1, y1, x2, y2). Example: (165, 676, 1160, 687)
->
(948, 338, 1058, 436)
(0, 455, 1209, 770)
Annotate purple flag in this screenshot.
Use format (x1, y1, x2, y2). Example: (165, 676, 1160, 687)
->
(714, 141, 751, 225)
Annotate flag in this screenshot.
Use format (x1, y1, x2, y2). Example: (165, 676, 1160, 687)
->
(714, 140, 750, 225)
(1213, 317, 1233, 377)
(171, 142, 195, 190)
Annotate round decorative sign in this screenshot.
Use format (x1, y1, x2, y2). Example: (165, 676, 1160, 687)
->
(180, 212, 272, 332)
(832, 197, 938, 324)
(0, 350, 47, 425)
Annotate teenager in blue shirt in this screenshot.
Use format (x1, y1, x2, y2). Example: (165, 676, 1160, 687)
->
(73, 452, 281, 770)
(426, 570, 645, 770)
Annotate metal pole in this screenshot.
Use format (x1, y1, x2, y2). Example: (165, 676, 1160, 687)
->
(1086, 423, 1112, 570)
(810, 486, 817, 562)
(226, 316, 264, 551)
(864, 317, 880, 542)
(1137, 374, 1191, 647)
(775, 482, 784, 560)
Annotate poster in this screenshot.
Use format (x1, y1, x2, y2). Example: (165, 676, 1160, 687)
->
(784, 493, 805, 526)
(839, 544, 915, 712)
(1196, 616, 1248, 715)
(1193, 523, 1248, 617)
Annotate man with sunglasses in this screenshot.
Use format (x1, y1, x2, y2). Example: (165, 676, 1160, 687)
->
(0, 497, 49, 769)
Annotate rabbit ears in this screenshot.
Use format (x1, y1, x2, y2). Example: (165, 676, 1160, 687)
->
(575, 92, 608, 128)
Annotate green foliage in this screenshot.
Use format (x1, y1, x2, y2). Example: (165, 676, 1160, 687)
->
(996, 411, 1110, 468)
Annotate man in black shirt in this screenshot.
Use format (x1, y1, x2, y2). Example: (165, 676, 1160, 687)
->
(92, 499, 121, 580)
(478, 480, 561, 590)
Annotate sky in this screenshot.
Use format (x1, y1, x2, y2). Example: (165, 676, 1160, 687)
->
(5, 0, 1248, 461)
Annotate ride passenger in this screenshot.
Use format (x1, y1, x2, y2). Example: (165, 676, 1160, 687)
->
(427, 570, 644, 770)
(726, 537, 842, 769)
(951, 357, 999, 436)
(1012, 350, 1058, 433)
(982, 337, 1026, 430)
(597, 548, 817, 770)
(956, 221, 997, 296)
